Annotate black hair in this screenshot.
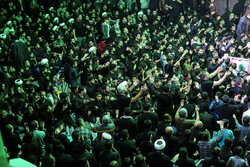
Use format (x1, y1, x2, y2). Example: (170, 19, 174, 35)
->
(212, 147, 221, 157)
(222, 119, 229, 128)
(233, 146, 243, 156)
(222, 95, 230, 103)
(243, 116, 250, 125)
(224, 138, 233, 148)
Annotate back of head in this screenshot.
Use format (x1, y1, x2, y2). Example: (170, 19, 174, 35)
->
(72, 131, 80, 141)
(165, 126, 173, 135)
(30, 120, 39, 131)
(222, 95, 229, 103)
(144, 119, 152, 130)
(76, 118, 84, 127)
(109, 160, 119, 167)
(179, 147, 188, 158)
(121, 129, 129, 139)
(105, 140, 113, 150)
(56, 144, 65, 154)
(184, 129, 191, 139)
(233, 146, 243, 156)
(243, 116, 250, 125)
(233, 128, 241, 138)
(224, 138, 233, 148)
(179, 108, 188, 118)
(212, 147, 221, 157)
(201, 131, 210, 141)
(222, 119, 229, 128)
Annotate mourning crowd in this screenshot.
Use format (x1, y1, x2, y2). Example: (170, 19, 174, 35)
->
(0, 0, 250, 167)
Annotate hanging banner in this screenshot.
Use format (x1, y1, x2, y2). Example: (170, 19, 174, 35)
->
(230, 57, 250, 73)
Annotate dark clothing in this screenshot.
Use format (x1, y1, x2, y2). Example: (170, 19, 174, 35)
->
(139, 141, 155, 156)
(138, 112, 159, 131)
(220, 146, 233, 162)
(200, 112, 218, 132)
(115, 139, 137, 159)
(99, 150, 121, 167)
(146, 151, 172, 167)
(203, 156, 226, 167)
(116, 94, 131, 113)
(115, 116, 138, 139)
(55, 153, 74, 167)
(201, 80, 214, 98)
(215, 103, 242, 129)
(163, 135, 179, 158)
(175, 157, 195, 167)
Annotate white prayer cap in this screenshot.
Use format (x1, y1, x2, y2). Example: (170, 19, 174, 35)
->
(0, 34, 6, 39)
(7, 21, 12, 25)
(117, 81, 128, 93)
(60, 22, 65, 27)
(102, 132, 112, 140)
(88, 46, 96, 53)
(138, 11, 143, 16)
(53, 17, 59, 22)
(49, 7, 54, 11)
(15, 79, 23, 86)
(69, 18, 74, 23)
(154, 139, 166, 151)
(52, 25, 58, 31)
(102, 12, 108, 17)
(41, 58, 48, 65)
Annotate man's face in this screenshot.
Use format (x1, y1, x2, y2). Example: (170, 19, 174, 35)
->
(78, 15, 82, 21)
(40, 92, 46, 100)
(247, 14, 250, 20)
(96, 94, 102, 101)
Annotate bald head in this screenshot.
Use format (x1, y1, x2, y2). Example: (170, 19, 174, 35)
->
(194, 121, 203, 129)
(165, 126, 173, 135)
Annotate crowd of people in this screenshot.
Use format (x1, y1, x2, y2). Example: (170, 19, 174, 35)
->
(0, 0, 250, 167)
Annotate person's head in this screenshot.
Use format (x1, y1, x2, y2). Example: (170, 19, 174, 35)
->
(30, 120, 39, 131)
(201, 130, 210, 141)
(179, 108, 188, 118)
(222, 119, 229, 128)
(163, 113, 172, 123)
(154, 139, 166, 151)
(164, 126, 173, 135)
(246, 13, 250, 20)
(105, 139, 113, 150)
(212, 147, 221, 157)
(76, 118, 85, 127)
(233, 146, 243, 156)
(96, 92, 102, 101)
(40, 91, 46, 100)
(224, 138, 233, 148)
(222, 95, 230, 103)
(77, 14, 82, 21)
(144, 119, 152, 130)
(121, 129, 129, 139)
(194, 121, 203, 129)
(179, 147, 188, 158)
(201, 73, 209, 81)
(233, 128, 241, 138)
(243, 116, 250, 125)
(184, 129, 191, 139)
(109, 160, 119, 167)
(215, 91, 222, 99)
(5, 124, 14, 133)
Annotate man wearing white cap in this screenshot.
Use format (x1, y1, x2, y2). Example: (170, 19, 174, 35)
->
(146, 139, 172, 167)
(116, 80, 147, 114)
